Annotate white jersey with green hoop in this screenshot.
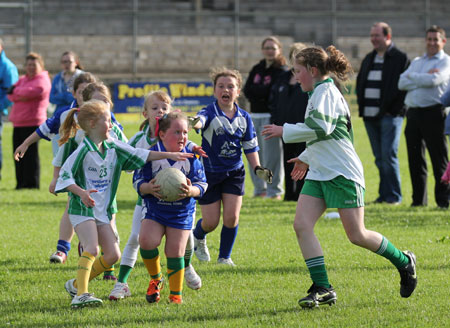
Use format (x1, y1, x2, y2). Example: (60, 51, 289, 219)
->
(55, 136, 150, 221)
(52, 122, 127, 167)
(282, 79, 365, 188)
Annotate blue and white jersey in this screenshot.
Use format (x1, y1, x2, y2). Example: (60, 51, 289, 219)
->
(197, 101, 259, 173)
(36, 102, 123, 142)
(133, 141, 207, 229)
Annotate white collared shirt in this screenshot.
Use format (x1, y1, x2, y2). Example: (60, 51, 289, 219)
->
(398, 50, 450, 108)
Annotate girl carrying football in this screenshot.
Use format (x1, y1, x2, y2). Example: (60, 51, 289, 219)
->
(190, 67, 272, 266)
(261, 45, 417, 308)
(109, 91, 204, 301)
(56, 100, 192, 308)
(134, 111, 207, 304)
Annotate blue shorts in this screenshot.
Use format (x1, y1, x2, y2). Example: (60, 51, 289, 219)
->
(198, 166, 245, 205)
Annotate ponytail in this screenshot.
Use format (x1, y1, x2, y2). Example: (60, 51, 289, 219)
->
(295, 45, 353, 81)
(324, 46, 353, 81)
(58, 108, 79, 145)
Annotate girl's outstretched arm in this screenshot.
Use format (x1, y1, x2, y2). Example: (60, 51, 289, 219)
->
(146, 151, 194, 162)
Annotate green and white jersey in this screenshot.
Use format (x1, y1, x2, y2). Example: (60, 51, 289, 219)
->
(128, 125, 158, 206)
(55, 136, 150, 221)
(52, 122, 127, 167)
(282, 79, 365, 188)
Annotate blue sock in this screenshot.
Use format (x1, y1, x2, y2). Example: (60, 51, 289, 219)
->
(193, 219, 207, 240)
(56, 239, 71, 255)
(219, 225, 238, 259)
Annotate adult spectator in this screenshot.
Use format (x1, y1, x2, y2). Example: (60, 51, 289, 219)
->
(0, 38, 19, 180)
(49, 51, 83, 154)
(398, 25, 450, 207)
(356, 22, 409, 205)
(268, 42, 309, 201)
(244, 36, 288, 199)
(8, 52, 51, 189)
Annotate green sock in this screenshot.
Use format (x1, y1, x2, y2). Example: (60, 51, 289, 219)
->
(118, 265, 133, 283)
(305, 256, 331, 288)
(375, 236, 409, 269)
(184, 248, 192, 268)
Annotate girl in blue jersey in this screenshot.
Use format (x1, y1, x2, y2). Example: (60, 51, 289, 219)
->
(56, 101, 192, 308)
(191, 67, 272, 266)
(134, 111, 207, 304)
(109, 91, 205, 301)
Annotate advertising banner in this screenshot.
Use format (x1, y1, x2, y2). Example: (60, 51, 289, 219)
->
(112, 82, 215, 113)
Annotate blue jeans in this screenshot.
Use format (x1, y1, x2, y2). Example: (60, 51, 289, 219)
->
(364, 116, 403, 203)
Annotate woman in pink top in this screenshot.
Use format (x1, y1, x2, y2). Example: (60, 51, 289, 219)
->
(8, 52, 51, 189)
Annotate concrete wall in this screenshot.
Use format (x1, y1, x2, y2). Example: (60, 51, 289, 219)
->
(0, 35, 294, 81)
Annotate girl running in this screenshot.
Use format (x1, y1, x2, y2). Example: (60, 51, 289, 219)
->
(57, 100, 192, 308)
(134, 111, 207, 304)
(191, 67, 272, 266)
(262, 45, 417, 308)
(109, 91, 204, 301)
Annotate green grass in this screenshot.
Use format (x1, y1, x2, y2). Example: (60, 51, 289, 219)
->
(1, 115, 450, 327)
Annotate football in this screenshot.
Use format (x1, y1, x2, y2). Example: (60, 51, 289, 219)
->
(154, 167, 187, 202)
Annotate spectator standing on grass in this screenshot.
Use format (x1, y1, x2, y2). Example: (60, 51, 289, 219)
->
(243, 36, 288, 199)
(268, 42, 309, 201)
(49, 51, 83, 155)
(0, 38, 19, 181)
(8, 52, 51, 189)
(356, 22, 409, 205)
(398, 25, 450, 208)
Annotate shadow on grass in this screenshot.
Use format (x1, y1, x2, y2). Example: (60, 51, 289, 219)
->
(1, 300, 301, 327)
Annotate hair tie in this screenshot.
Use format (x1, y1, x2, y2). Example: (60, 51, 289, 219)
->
(154, 114, 169, 137)
(154, 116, 161, 137)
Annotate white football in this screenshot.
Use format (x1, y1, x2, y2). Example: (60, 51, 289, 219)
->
(154, 167, 187, 202)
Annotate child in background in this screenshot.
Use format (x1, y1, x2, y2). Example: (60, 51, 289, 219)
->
(56, 100, 193, 308)
(109, 91, 204, 301)
(261, 45, 417, 308)
(191, 67, 272, 266)
(14, 72, 96, 264)
(49, 51, 84, 154)
(134, 112, 207, 304)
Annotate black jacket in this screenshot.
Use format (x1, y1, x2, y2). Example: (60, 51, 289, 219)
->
(356, 44, 409, 120)
(243, 59, 288, 114)
(268, 70, 309, 125)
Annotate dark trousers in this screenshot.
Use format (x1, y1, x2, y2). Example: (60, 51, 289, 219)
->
(13, 126, 40, 189)
(404, 105, 449, 207)
(282, 142, 306, 201)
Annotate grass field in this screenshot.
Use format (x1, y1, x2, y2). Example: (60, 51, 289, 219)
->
(1, 114, 450, 328)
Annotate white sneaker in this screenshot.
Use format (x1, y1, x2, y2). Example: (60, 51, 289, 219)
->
(217, 257, 236, 267)
(49, 250, 67, 264)
(109, 282, 131, 300)
(194, 236, 210, 262)
(64, 278, 77, 299)
(71, 293, 103, 308)
(184, 264, 202, 290)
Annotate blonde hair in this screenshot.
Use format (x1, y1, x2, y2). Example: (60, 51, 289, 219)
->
(139, 90, 173, 132)
(294, 45, 353, 81)
(59, 100, 109, 145)
(288, 42, 308, 65)
(209, 66, 243, 89)
(82, 82, 113, 107)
